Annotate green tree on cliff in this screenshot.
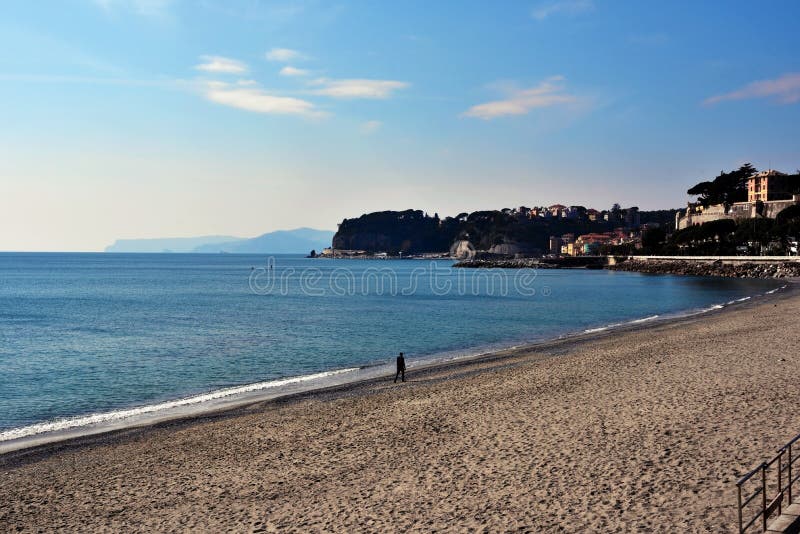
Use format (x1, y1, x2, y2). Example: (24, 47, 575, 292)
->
(687, 163, 756, 207)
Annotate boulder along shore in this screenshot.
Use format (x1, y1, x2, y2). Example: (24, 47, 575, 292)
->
(608, 259, 800, 278)
(454, 257, 800, 279)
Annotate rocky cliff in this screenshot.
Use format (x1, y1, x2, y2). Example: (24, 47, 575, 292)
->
(332, 210, 453, 254)
(332, 208, 677, 255)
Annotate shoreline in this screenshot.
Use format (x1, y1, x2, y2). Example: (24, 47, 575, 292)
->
(2, 279, 794, 465)
(3, 281, 800, 530)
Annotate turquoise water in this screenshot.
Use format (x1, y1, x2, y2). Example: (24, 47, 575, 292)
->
(0, 253, 781, 439)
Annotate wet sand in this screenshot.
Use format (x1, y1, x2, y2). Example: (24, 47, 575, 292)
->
(2, 286, 800, 532)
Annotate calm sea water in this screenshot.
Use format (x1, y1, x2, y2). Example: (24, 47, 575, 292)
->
(0, 253, 780, 438)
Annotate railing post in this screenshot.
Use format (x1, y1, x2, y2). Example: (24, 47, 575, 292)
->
(790, 443, 794, 505)
(763, 464, 768, 532)
(737, 484, 743, 534)
(779, 452, 784, 515)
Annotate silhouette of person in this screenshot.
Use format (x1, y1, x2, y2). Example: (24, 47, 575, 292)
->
(394, 352, 406, 383)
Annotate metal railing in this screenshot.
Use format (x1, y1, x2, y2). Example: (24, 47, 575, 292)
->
(737, 432, 800, 532)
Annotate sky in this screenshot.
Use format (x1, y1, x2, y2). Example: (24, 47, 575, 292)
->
(1, 0, 799, 251)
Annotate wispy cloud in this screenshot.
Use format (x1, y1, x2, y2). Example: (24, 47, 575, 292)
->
(531, 0, 594, 20)
(360, 120, 382, 134)
(704, 72, 800, 106)
(203, 81, 326, 118)
(462, 76, 578, 119)
(310, 78, 409, 99)
(279, 66, 310, 77)
(92, 0, 173, 18)
(195, 55, 248, 74)
(266, 48, 306, 62)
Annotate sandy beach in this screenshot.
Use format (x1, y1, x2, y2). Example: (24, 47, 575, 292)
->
(2, 286, 799, 532)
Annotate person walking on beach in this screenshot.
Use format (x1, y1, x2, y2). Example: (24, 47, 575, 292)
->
(394, 352, 406, 383)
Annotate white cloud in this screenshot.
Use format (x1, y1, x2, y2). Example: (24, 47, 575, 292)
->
(462, 76, 578, 119)
(195, 55, 248, 74)
(310, 78, 409, 99)
(704, 72, 800, 106)
(266, 48, 306, 62)
(531, 0, 594, 20)
(360, 120, 382, 134)
(203, 81, 325, 118)
(279, 66, 310, 77)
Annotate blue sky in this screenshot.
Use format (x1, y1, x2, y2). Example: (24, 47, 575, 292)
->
(1, 0, 799, 251)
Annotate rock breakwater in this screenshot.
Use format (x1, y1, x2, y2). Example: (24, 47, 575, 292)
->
(609, 259, 800, 278)
(453, 257, 606, 269)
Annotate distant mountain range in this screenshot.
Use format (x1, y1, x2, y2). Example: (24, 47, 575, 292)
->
(105, 228, 334, 254)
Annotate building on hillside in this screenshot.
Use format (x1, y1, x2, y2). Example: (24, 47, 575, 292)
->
(549, 236, 562, 255)
(582, 241, 600, 255)
(557, 232, 621, 256)
(748, 170, 788, 202)
(623, 207, 640, 229)
(640, 222, 661, 236)
(586, 208, 600, 221)
(675, 202, 728, 229)
(675, 194, 800, 230)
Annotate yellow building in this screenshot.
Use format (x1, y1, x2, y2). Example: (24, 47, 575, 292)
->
(748, 170, 787, 202)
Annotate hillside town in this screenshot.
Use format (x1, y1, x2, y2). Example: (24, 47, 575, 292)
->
(526, 205, 648, 256)
(321, 164, 800, 259)
(552, 170, 800, 256)
(675, 169, 800, 229)
(525, 168, 800, 257)
(321, 203, 664, 259)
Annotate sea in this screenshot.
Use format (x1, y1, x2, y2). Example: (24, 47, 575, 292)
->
(0, 253, 784, 447)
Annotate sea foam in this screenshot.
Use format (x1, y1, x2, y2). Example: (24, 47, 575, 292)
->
(0, 367, 358, 442)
